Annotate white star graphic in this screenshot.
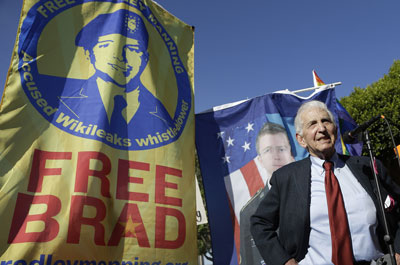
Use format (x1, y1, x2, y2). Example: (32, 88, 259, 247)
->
(226, 136, 235, 146)
(217, 131, 225, 139)
(222, 155, 231, 163)
(245, 123, 254, 133)
(242, 141, 251, 152)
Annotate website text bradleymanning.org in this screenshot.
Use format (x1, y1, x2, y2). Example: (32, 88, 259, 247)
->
(0, 254, 189, 265)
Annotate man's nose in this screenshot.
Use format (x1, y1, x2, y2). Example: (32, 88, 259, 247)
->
(271, 151, 281, 159)
(273, 154, 281, 160)
(316, 121, 327, 131)
(115, 47, 127, 61)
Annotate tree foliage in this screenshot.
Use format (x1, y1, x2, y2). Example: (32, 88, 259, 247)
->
(340, 60, 400, 178)
(195, 152, 213, 261)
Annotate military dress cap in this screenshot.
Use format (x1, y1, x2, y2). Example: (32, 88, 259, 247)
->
(75, 9, 149, 50)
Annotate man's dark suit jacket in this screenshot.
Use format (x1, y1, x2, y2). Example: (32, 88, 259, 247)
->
(250, 154, 400, 265)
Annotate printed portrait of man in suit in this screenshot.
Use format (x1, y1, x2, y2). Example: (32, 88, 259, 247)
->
(240, 122, 295, 265)
(256, 122, 295, 188)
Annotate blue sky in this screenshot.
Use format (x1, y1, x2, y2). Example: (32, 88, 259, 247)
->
(1, 0, 399, 113)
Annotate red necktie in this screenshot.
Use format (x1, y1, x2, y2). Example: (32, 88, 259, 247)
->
(323, 161, 354, 265)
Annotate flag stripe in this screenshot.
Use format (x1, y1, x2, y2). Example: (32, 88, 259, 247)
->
(240, 159, 265, 197)
(224, 170, 251, 224)
(224, 158, 266, 261)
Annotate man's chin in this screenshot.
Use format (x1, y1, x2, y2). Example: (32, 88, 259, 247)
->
(271, 166, 282, 172)
(320, 147, 336, 159)
(106, 75, 130, 86)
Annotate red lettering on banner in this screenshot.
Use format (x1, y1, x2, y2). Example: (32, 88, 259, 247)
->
(108, 203, 150, 247)
(7, 149, 187, 248)
(28, 149, 72, 192)
(155, 206, 186, 249)
(116, 159, 150, 202)
(155, 165, 182, 207)
(8, 193, 61, 243)
(67, 195, 106, 245)
(75, 152, 111, 198)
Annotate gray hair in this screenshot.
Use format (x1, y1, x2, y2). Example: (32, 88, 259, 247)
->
(256, 122, 290, 155)
(294, 100, 336, 136)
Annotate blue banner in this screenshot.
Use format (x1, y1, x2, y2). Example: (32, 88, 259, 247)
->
(195, 88, 361, 265)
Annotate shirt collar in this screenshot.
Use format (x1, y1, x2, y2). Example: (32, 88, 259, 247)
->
(310, 152, 341, 175)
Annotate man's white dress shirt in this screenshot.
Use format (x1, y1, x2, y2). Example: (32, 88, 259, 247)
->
(299, 153, 383, 264)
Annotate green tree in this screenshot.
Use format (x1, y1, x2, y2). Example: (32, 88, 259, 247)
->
(340, 60, 400, 179)
(195, 152, 213, 261)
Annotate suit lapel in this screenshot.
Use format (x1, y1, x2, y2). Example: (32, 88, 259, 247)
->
(342, 155, 376, 200)
(294, 157, 312, 206)
(342, 155, 392, 248)
(342, 155, 390, 231)
(292, 157, 312, 256)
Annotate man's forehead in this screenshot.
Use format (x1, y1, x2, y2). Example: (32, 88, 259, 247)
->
(259, 133, 290, 145)
(301, 107, 330, 122)
(97, 34, 140, 45)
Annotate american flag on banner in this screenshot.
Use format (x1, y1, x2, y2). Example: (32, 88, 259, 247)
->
(195, 88, 362, 265)
(220, 116, 273, 258)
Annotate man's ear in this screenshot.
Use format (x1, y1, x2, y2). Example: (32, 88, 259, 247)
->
(296, 133, 307, 149)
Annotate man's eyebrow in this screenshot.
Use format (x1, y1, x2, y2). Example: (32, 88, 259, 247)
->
(97, 39, 114, 43)
(263, 145, 287, 148)
(306, 120, 315, 127)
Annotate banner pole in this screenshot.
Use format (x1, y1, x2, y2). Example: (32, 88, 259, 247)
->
(291, 82, 342, 94)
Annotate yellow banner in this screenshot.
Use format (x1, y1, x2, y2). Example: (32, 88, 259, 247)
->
(0, 0, 196, 264)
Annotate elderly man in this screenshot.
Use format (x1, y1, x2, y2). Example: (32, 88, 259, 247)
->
(251, 100, 400, 265)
